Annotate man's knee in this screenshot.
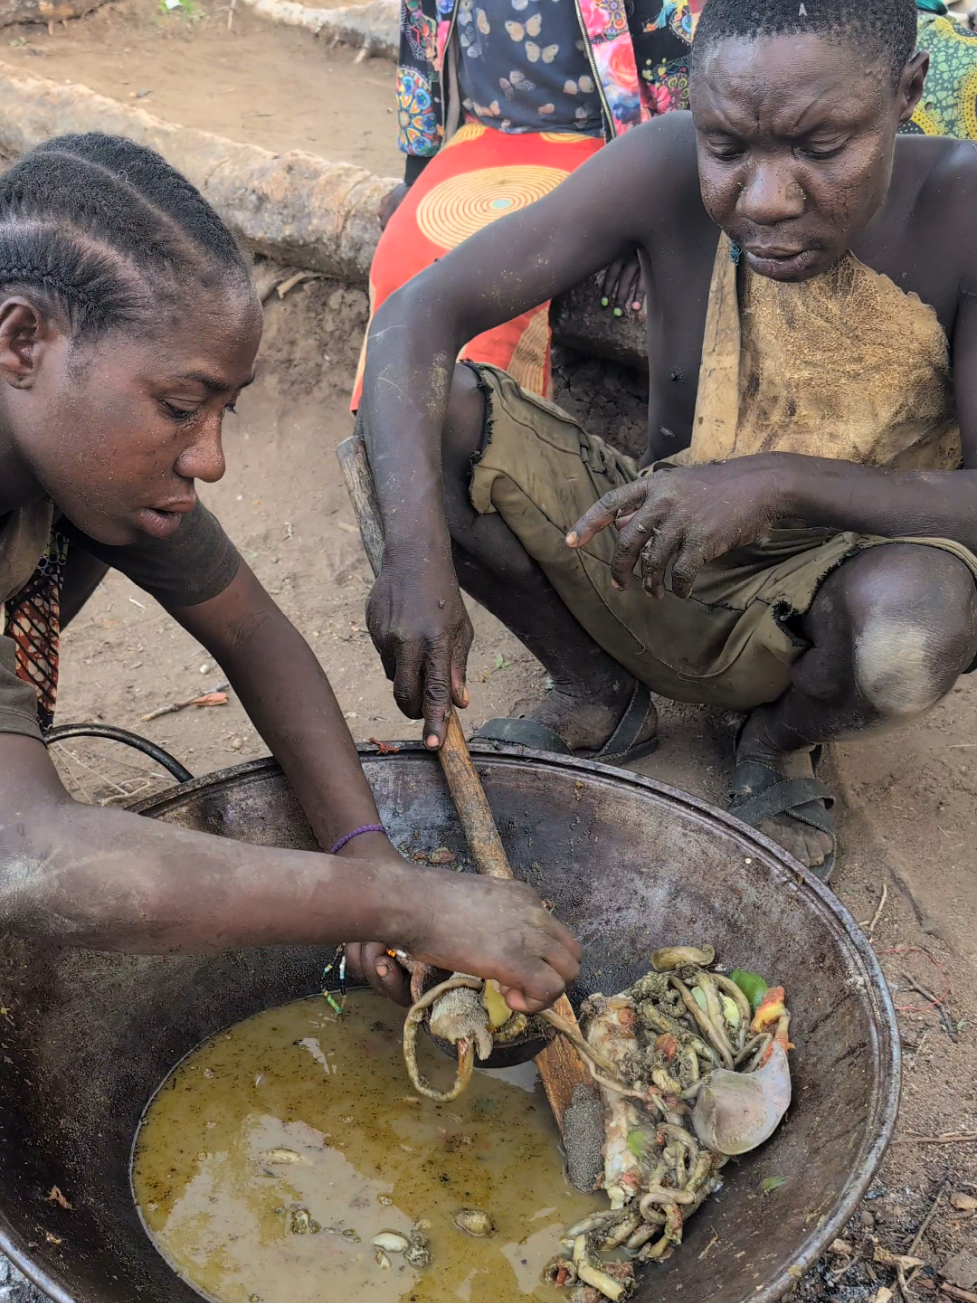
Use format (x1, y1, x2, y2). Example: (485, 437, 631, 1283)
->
(842, 546, 977, 718)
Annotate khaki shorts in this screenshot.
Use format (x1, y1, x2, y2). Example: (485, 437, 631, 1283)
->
(468, 363, 977, 712)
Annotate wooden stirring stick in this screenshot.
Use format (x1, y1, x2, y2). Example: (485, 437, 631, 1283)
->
(337, 434, 597, 1138)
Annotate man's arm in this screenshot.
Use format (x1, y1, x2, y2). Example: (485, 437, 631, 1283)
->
(359, 114, 692, 742)
(569, 177, 977, 594)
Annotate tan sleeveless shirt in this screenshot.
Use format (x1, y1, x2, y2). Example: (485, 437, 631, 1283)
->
(680, 234, 960, 471)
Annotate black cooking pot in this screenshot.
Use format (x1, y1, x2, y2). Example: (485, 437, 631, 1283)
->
(0, 743, 899, 1303)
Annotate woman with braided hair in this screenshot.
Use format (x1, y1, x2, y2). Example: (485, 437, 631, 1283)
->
(0, 132, 579, 1012)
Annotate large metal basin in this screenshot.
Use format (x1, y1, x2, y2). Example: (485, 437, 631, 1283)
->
(0, 744, 899, 1303)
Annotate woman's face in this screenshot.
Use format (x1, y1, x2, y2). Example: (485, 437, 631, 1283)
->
(9, 285, 262, 546)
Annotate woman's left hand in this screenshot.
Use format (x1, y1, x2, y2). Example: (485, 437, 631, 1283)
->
(345, 941, 413, 1005)
(566, 456, 797, 598)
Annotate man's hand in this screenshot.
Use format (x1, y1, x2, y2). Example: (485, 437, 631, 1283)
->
(366, 554, 473, 748)
(379, 182, 411, 232)
(567, 456, 796, 598)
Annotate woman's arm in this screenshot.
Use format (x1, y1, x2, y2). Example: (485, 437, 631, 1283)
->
(172, 560, 394, 864)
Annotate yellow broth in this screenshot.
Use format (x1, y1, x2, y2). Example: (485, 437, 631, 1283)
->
(131, 991, 604, 1303)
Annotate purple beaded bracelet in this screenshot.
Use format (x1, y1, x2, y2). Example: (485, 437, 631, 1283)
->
(329, 823, 384, 855)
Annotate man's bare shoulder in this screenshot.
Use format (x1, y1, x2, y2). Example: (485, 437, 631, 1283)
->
(897, 136, 977, 263)
(601, 113, 700, 194)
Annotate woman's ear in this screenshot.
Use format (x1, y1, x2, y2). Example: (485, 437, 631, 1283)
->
(0, 297, 57, 391)
(897, 51, 929, 125)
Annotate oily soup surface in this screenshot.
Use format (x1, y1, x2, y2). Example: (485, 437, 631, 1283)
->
(132, 992, 602, 1303)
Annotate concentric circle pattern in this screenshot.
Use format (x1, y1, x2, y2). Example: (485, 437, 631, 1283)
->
(415, 164, 569, 249)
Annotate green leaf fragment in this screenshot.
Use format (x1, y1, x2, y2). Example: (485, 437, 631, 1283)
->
(692, 987, 708, 1013)
(761, 1176, 786, 1194)
(626, 1129, 647, 1159)
(730, 968, 768, 1011)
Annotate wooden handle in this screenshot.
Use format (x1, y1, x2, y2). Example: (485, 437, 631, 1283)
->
(336, 434, 597, 1135)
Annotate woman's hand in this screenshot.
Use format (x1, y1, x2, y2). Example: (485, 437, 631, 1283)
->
(345, 852, 581, 1014)
(600, 250, 645, 317)
(567, 456, 797, 598)
(346, 941, 413, 1005)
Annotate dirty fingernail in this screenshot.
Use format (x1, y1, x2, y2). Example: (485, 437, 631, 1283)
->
(461, 688, 470, 707)
(426, 733, 440, 748)
(376, 964, 389, 978)
(611, 579, 622, 590)
(565, 531, 578, 546)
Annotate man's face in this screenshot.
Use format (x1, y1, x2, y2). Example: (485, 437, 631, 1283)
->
(691, 35, 922, 282)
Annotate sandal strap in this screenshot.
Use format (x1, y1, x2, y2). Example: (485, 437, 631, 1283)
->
(593, 681, 654, 760)
(473, 717, 572, 754)
(731, 775, 833, 832)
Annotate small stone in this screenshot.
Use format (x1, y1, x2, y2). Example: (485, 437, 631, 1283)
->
(860, 1209, 876, 1228)
(428, 847, 456, 865)
(950, 1192, 977, 1212)
(371, 1232, 409, 1254)
(453, 1208, 495, 1238)
(942, 1252, 977, 1289)
(289, 1208, 321, 1235)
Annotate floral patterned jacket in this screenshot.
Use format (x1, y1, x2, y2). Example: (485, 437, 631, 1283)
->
(397, 0, 701, 167)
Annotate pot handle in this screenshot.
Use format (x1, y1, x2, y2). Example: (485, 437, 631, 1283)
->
(43, 723, 194, 785)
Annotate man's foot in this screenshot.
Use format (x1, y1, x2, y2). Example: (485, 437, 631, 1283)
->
(518, 683, 659, 754)
(475, 678, 658, 760)
(730, 709, 835, 876)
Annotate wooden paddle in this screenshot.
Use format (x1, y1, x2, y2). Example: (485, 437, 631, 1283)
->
(337, 433, 598, 1138)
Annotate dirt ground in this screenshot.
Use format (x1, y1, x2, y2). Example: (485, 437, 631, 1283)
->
(5, 2, 975, 1299)
(1, 0, 402, 177)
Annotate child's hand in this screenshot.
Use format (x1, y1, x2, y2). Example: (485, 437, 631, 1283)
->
(406, 872, 581, 1013)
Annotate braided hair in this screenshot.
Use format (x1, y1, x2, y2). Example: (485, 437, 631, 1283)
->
(0, 132, 252, 338)
(691, 0, 919, 89)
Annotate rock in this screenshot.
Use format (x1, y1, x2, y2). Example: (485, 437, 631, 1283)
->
(942, 1251, 977, 1290)
(0, 1254, 49, 1303)
(550, 274, 646, 373)
(949, 1192, 977, 1212)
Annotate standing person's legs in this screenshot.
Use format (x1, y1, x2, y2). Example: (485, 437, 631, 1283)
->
(351, 125, 603, 409)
